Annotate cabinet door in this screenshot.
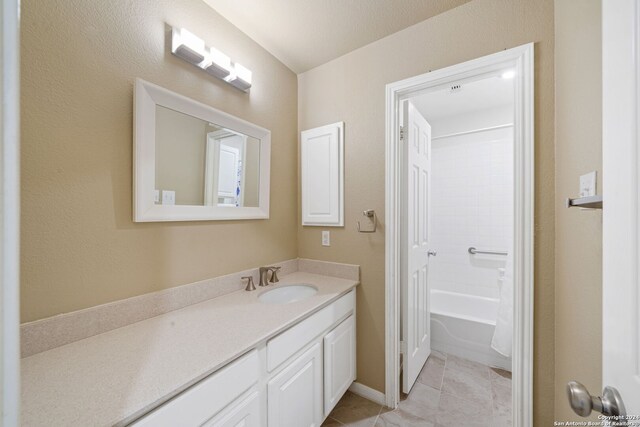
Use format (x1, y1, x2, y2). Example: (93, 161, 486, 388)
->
(323, 315, 356, 415)
(267, 343, 323, 427)
(300, 122, 344, 226)
(202, 390, 262, 427)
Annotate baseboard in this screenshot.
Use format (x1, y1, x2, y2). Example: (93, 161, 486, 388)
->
(348, 381, 386, 406)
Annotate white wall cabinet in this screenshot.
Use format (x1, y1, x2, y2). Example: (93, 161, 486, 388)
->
(267, 343, 323, 427)
(130, 290, 356, 427)
(323, 316, 356, 416)
(301, 122, 344, 226)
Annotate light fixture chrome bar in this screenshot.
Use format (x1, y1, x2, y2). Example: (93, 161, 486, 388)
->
(468, 247, 508, 256)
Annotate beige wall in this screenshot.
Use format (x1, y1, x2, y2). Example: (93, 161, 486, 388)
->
(20, 0, 298, 322)
(297, 0, 556, 423)
(155, 106, 207, 206)
(554, 0, 602, 422)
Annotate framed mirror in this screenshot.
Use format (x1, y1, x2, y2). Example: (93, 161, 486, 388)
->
(133, 79, 270, 221)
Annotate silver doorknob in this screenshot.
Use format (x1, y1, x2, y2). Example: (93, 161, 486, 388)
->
(427, 250, 437, 257)
(567, 381, 626, 418)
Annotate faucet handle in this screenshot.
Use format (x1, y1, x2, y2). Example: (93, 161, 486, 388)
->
(268, 266, 281, 283)
(241, 276, 256, 291)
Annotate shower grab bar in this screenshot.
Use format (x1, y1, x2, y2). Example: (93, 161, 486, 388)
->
(468, 247, 508, 256)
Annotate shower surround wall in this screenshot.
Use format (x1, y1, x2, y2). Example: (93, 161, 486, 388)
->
(427, 106, 514, 369)
(429, 107, 514, 300)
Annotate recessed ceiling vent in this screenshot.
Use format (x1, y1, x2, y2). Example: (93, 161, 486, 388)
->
(449, 84, 463, 94)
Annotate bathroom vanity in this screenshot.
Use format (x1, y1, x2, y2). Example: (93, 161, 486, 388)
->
(20, 270, 358, 427)
(131, 288, 356, 427)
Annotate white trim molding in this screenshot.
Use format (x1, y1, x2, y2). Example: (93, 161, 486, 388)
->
(348, 382, 386, 406)
(1, 0, 21, 424)
(384, 43, 534, 426)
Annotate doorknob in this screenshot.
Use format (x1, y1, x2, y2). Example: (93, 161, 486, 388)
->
(567, 381, 626, 418)
(427, 250, 437, 257)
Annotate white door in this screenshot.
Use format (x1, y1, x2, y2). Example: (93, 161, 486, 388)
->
(323, 315, 356, 416)
(402, 100, 432, 393)
(205, 133, 246, 207)
(268, 343, 323, 427)
(598, 0, 640, 416)
(217, 143, 241, 205)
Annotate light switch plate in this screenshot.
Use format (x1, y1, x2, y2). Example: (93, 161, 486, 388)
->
(322, 231, 330, 246)
(162, 190, 176, 205)
(579, 171, 597, 197)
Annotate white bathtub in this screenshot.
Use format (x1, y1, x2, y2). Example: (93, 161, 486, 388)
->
(430, 289, 511, 370)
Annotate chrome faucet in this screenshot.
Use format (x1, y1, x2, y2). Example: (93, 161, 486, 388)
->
(258, 265, 282, 286)
(268, 266, 281, 283)
(258, 267, 271, 287)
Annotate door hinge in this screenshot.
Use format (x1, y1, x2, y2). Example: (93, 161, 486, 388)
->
(400, 340, 407, 355)
(399, 126, 405, 141)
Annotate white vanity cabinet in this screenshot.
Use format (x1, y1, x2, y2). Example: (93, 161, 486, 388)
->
(129, 289, 356, 427)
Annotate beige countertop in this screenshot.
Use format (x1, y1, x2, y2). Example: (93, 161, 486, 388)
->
(21, 272, 358, 427)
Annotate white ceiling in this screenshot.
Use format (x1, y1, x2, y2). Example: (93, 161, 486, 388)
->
(411, 73, 515, 123)
(202, 0, 471, 73)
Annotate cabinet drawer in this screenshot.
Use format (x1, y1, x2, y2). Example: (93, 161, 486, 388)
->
(131, 350, 259, 427)
(267, 290, 355, 372)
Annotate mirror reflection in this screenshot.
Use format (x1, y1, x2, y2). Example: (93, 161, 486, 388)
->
(155, 105, 261, 207)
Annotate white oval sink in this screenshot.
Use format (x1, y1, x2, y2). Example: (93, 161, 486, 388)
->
(258, 284, 318, 304)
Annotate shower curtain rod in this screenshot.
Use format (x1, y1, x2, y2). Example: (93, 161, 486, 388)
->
(431, 123, 514, 141)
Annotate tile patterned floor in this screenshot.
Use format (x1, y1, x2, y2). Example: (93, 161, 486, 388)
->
(323, 351, 512, 427)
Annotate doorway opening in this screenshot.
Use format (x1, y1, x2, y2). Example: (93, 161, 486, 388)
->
(385, 44, 534, 426)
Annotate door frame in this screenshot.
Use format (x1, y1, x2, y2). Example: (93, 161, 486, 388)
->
(384, 43, 534, 426)
(1, 0, 21, 424)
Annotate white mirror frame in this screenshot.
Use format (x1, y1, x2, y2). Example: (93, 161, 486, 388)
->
(133, 78, 270, 222)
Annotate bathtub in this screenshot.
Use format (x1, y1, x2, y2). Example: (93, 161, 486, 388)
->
(430, 289, 512, 370)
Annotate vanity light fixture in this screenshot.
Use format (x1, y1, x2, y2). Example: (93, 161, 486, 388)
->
(227, 63, 252, 91)
(204, 47, 232, 79)
(171, 27, 206, 65)
(170, 26, 252, 92)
